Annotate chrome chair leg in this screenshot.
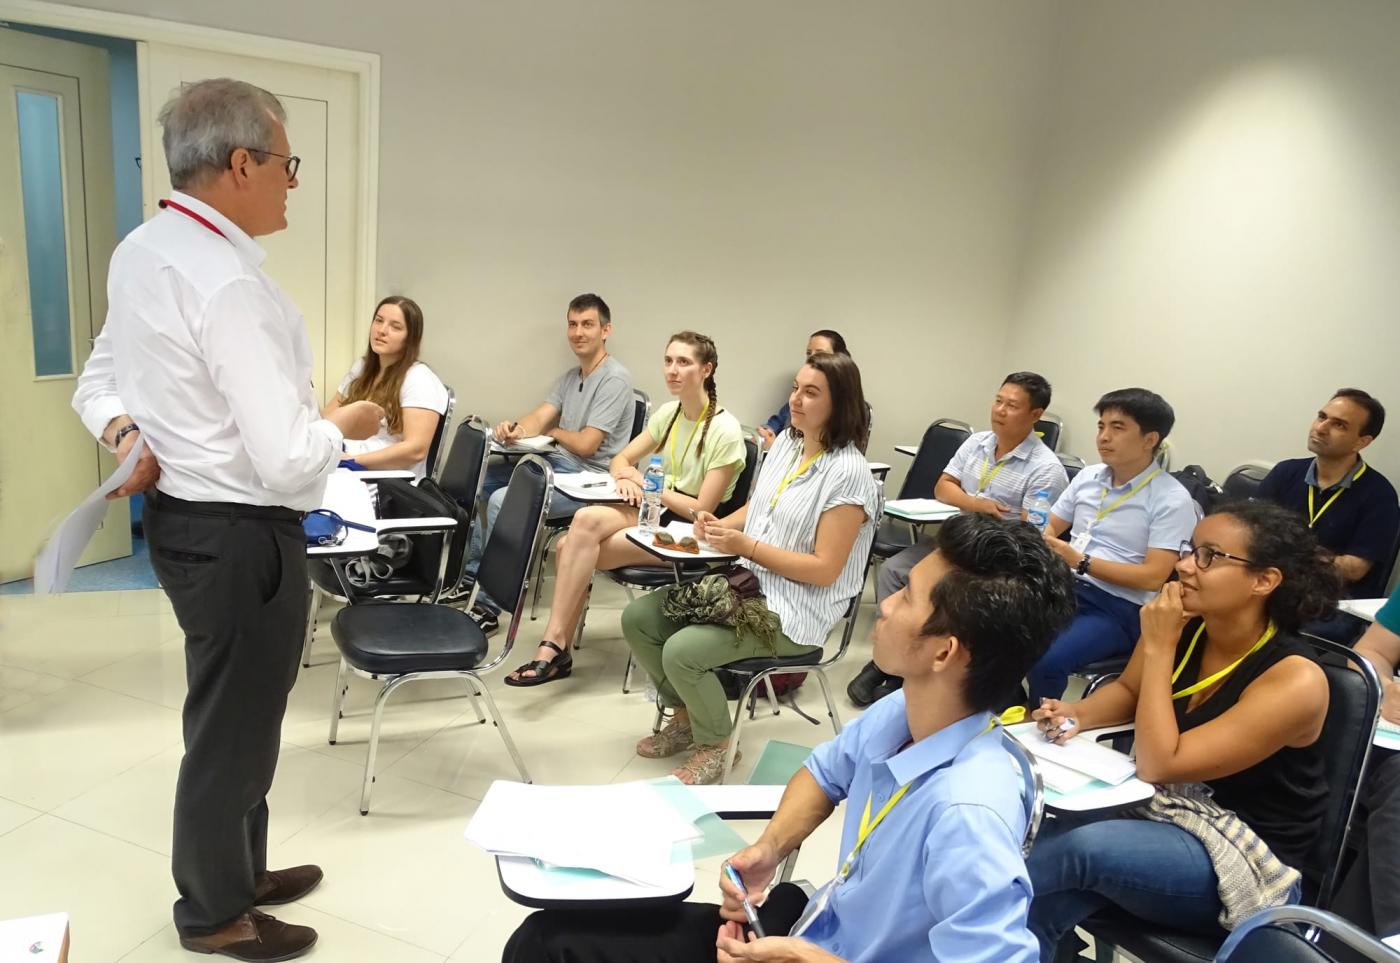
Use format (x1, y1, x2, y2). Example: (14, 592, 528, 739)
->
(468, 673, 532, 783)
(360, 674, 409, 814)
(328, 656, 350, 744)
(809, 669, 843, 735)
(622, 652, 635, 694)
(463, 675, 487, 725)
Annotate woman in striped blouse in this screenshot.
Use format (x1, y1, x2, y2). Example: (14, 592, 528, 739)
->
(621, 351, 881, 785)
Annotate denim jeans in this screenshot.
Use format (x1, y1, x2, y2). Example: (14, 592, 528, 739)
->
(1027, 817, 1225, 961)
(463, 451, 585, 616)
(1026, 581, 1142, 702)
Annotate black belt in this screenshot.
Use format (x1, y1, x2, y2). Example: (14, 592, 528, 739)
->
(148, 489, 304, 524)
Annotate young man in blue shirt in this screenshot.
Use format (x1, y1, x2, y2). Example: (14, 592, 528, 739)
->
(1034, 388, 1199, 702)
(1258, 389, 1399, 642)
(501, 512, 1077, 963)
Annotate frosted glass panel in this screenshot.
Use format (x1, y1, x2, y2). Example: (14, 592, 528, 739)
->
(16, 90, 74, 377)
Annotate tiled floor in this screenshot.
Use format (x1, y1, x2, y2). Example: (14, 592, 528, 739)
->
(0, 578, 872, 962)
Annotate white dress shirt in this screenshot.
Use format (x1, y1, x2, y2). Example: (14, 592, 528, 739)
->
(73, 191, 342, 510)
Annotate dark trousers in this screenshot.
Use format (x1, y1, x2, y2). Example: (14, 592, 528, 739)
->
(144, 492, 309, 936)
(501, 883, 810, 963)
(1027, 580, 1142, 703)
(1334, 750, 1400, 937)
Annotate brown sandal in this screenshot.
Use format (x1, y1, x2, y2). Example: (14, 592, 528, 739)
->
(505, 640, 573, 687)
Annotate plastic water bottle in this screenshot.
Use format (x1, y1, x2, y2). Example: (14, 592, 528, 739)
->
(639, 455, 665, 534)
(1026, 489, 1052, 532)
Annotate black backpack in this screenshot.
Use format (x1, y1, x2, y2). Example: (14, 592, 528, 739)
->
(1171, 464, 1217, 514)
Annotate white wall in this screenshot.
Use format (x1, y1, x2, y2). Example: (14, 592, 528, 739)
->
(1006, 0, 1400, 485)
(48, 0, 1056, 479)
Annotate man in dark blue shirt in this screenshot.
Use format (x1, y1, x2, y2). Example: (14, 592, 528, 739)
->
(1258, 389, 1399, 638)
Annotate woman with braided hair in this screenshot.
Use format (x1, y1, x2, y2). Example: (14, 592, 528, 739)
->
(506, 331, 747, 687)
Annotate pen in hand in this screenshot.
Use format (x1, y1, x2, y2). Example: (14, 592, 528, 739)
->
(722, 862, 766, 938)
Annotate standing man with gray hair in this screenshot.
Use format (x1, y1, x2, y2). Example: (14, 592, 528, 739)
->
(73, 78, 382, 961)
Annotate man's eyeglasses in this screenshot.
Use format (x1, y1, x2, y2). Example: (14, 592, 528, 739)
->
(243, 148, 300, 180)
(1178, 541, 1256, 570)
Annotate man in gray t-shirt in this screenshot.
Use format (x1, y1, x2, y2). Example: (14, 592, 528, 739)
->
(465, 293, 635, 624)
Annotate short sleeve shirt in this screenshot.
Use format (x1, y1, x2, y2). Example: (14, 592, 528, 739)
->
(740, 431, 880, 647)
(338, 359, 449, 478)
(1258, 457, 1400, 598)
(943, 430, 1069, 519)
(545, 355, 635, 471)
(645, 400, 747, 501)
(1051, 462, 1201, 605)
(1375, 586, 1400, 636)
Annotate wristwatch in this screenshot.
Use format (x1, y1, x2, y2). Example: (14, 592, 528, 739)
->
(108, 422, 140, 453)
(1076, 554, 1091, 576)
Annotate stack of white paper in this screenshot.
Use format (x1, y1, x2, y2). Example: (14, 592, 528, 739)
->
(499, 435, 556, 452)
(1010, 725, 1137, 787)
(885, 498, 959, 518)
(465, 780, 705, 887)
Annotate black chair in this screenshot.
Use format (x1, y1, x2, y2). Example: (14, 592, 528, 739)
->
(1216, 905, 1400, 962)
(1036, 414, 1064, 452)
(424, 386, 457, 481)
(1221, 462, 1275, 502)
(327, 456, 553, 814)
(1058, 452, 1086, 483)
(872, 418, 972, 560)
(301, 417, 490, 667)
(528, 389, 652, 619)
(1081, 637, 1382, 963)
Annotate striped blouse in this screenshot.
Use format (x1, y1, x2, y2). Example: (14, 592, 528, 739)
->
(739, 430, 880, 648)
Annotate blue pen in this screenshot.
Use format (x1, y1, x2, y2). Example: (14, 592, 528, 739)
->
(723, 862, 766, 938)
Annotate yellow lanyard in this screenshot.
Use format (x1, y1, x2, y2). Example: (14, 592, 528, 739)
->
(665, 401, 709, 482)
(1170, 620, 1278, 700)
(977, 456, 1008, 494)
(769, 447, 823, 508)
(1307, 462, 1367, 528)
(1094, 467, 1161, 524)
(837, 717, 996, 880)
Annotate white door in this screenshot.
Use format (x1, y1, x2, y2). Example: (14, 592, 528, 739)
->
(0, 27, 129, 582)
(142, 43, 363, 402)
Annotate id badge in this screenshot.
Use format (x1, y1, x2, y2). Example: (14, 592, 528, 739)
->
(1070, 531, 1091, 554)
(789, 877, 840, 938)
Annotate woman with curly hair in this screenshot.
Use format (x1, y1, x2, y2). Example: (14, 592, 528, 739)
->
(1028, 499, 1343, 960)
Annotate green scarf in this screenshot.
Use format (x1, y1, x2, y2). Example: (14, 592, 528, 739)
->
(660, 573, 783, 654)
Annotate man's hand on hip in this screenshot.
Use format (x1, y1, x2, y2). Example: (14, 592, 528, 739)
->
(327, 400, 384, 441)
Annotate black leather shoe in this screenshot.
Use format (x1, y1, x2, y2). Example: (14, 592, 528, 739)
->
(847, 660, 901, 707)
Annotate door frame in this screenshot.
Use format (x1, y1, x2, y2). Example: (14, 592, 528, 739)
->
(0, 0, 380, 346)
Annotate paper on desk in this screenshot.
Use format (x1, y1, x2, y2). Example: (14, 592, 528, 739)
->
(465, 780, 705, 887)
(1376, 717, 1400, 752)
(555, 471, 618, 498)
(1034, 756, 1099, 794)
(1011, 725, 1137, 786)
(497, 434, 555, 452)
(885, 498, 958, 518)
(0, 911, 69, 961)
(33, 436, 146, 595)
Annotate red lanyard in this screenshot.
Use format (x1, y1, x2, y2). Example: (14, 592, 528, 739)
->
(159, 198, 228, 240)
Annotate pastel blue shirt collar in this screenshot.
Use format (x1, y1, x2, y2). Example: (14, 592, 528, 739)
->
(1304, 457, 1365, 491)
(975, 430, 1040, 466)
(1094, 459, 1162, 492)
(885, 709, 996, 786)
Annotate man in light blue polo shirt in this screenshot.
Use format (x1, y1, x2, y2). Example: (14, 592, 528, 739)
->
(849, 371, 1068, 707)
(1033, 387, 1200, 702)
(501, 513, 1078, 963)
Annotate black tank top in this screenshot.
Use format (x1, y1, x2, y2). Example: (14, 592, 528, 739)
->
(1171, 621, 1326, 877)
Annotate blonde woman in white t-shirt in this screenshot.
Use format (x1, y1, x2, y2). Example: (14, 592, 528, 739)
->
(323, 295, 448, 479)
